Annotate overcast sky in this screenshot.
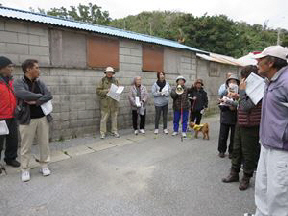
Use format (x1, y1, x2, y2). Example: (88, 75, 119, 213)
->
(1, 0, 288, 30)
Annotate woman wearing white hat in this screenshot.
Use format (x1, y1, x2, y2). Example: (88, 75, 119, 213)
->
(170, 75, 192, 138)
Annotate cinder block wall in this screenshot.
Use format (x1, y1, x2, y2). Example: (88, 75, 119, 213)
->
(1, 19, 239, 141)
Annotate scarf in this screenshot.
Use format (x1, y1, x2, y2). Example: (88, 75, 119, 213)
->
(156, 79, 166, 92)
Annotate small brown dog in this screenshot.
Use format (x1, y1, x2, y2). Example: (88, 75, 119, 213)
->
(189, 122, 210, 140)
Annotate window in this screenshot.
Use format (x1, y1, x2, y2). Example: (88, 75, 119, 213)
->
(87, 36, 119, 70)
(142, 45, 164, 72)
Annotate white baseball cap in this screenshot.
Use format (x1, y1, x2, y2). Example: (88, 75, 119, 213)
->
(176, 75, 186, 83)
(104, 66, 115, 73)
(253, 46, 288, 61)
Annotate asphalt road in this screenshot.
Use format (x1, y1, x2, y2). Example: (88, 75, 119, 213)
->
(0, 115, 256, 216)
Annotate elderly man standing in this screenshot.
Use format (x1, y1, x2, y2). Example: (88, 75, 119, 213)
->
(247, 46, 288, 216)
(0, 56, 20, 171)
(96, 67, 120, 139)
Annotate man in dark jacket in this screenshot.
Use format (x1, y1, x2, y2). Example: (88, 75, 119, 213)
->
(189, 79, 208, 124)
(0, 56, 20, 171)
(222, 65, 261, 191)
(14, 59, 52, 182)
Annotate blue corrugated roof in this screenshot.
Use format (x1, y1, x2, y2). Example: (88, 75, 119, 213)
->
(0, 6, 208, 54)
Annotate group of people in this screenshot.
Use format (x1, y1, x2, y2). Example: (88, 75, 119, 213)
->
(96, 68, 208, 139)
(0, 57, 52, 182)
(217, 45, 288, 216)
(1, 44, 288, 216)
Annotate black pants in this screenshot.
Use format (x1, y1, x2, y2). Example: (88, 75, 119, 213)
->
(154, 104, 168, 129)
(217, 123, 235, 154)
(231, 125, 260, 176)
(190, 110, 202, 124)
(0, 118, 18, 162)
(132, 110, 145, 130)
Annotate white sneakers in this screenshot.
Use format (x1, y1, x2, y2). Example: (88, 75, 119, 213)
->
(139, 129, 145, 134)
(182, 132, 187, 138)
(100, 134, 105, 139)
(40, 167, 51, 176)
(172, 131, 178, 136)
(21, 171, 30, 182)
(22, 167, 51, 182)
(155, 129, 168, 134)
(134, 130, 138, 135)
(113, 132, 120, 138)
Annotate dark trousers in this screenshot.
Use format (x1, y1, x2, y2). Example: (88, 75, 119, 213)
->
(0, 118, 18, 162)
(132, 110, 145, 130)
(231, 125, 260, 176)
(217, 123, 235, 154)
(190, 110, 202, 124)
(154, 104, 168, 129)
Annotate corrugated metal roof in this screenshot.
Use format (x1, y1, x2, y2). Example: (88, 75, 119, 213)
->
(0, 6, 208, 54)
(197, 53, 243, 66)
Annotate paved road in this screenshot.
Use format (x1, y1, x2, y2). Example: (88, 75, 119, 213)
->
(0, 115, 256, 216)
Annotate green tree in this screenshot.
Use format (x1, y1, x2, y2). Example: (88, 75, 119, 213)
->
(35, 3, 111, 25)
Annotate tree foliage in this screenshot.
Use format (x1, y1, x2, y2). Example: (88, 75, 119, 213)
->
(35, 3, 111, 25)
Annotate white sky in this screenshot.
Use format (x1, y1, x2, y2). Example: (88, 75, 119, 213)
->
(1, 0, 288, 30)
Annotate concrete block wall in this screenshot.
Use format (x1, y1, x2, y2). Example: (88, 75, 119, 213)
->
(196, 59, 239, 112)
(0, 20, 49, 66)
(2, 19, 240, 141)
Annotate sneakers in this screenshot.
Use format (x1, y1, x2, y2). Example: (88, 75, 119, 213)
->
(40, 167, 51, 176)
(100, 134, 105, 139)
(154, 129, 159, 134)
(163, 129, 169, 134)
(134, 130, 138, 135)
(172, 131, 178, 136)
(243, 214, 255, 216)
(139, 129, 145, 134)
(182, 132, 187, 138)
(113, 132, 120, 138)
(21, 171, 30, 182)
(5, 159, 21, 168)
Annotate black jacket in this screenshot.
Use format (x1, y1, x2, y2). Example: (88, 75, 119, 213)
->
(189, 88, 208, 111)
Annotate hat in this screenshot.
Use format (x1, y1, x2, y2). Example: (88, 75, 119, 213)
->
(104, 66, 115, 73)
(253, 46, 288, 61)
(0, 56, 13, 69)
(194, 78, 204, 86)
(226, 74, 240, 86)
(176, 75, 186, 83)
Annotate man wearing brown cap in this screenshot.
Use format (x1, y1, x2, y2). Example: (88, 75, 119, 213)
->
(0, 56, 20, 172)
(246, 46, 288, 216)
(96, 67, 120, 139)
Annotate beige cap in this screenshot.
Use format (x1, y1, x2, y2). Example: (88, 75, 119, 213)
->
(104, 67, 115, 73)
(253, 46, 288, 61)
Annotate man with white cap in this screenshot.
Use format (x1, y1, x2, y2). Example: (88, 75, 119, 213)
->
(96, 67, 120, 139)
(247, 46, 288, 216)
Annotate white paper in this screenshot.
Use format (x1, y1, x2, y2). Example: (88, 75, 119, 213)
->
(0, 120, 9, 135)
(135, 96, 141, 107)
(116, 86, 124, 94)
(245, 72, 265, 105)
(107, 84, 124, 102)
(281, 102, 288, 108)
(41, 100, 53, 115)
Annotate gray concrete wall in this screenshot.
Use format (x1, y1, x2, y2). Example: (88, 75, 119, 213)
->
(0, 19, 49, 66)
(1, 19, 240, 141)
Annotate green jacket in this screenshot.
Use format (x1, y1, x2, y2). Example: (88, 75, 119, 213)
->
(96, 76, 119, 112)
